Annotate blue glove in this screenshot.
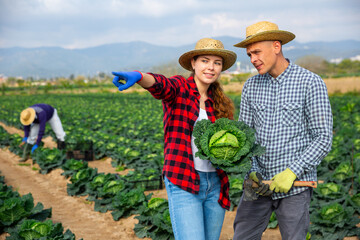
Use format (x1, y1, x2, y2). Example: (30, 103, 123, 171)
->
(31, 144, 38, 153)
(112, 71, 142, 91)
(22, 137, 28, 142)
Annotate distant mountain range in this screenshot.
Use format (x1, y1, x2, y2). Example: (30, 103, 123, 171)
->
(0, 36, 359, 78)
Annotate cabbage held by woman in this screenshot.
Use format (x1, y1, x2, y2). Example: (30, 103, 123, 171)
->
(193, 118, 265, 172)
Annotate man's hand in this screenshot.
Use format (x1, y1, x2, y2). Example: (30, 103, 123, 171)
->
(31, 144, 38, 154)
(112, 71, 143, 91)
(270, 168, 297, 193)
(249, 171, 273, 196)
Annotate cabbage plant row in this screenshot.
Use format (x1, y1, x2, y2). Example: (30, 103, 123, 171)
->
(0, 173, 80, 240)
(0, 92, 359, 239)
(0, 126, 174, 239)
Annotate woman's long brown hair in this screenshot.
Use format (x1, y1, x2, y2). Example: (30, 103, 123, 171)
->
(209, 80, 234, 120)
(191, 56, 235, 120)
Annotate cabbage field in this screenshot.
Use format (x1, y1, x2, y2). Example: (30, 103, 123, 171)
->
(0, 92, 359, 240)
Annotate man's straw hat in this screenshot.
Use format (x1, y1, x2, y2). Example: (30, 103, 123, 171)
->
(179, 38, 237, 71)
(234, 21, 295, 48)
(20, 108, 36, 125)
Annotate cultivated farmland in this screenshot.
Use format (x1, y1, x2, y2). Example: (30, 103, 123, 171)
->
(0, 90, 359, 240)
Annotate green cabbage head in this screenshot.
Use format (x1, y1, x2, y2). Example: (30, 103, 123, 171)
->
(209, 130, 246, 160)
(193, 118, 265, 171)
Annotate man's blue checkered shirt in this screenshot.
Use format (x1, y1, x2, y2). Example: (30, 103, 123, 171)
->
(239, 60, 333, 199)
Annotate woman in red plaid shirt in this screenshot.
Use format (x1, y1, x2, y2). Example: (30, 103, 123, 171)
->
(112, 38, 237, 240)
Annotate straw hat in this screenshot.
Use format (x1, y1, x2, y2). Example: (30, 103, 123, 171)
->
(20, 108, 36, 125)
(234, 21, 295, 48)
(179, 38, 237, 71)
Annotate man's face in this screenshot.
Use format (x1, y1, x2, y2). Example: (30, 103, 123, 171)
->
(246, 41, 278, 76)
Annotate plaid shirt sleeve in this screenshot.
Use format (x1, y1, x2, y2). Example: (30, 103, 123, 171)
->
(145, 73, 182, 103)
(289, 74, 333, 177)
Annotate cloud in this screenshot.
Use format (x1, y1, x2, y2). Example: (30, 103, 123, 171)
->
(0, 0, 359, 49)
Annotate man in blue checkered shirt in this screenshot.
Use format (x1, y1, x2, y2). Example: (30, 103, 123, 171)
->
(232, 21, 333, 240)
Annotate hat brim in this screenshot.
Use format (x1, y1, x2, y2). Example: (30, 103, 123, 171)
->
(234, 30, 295, 48)
(20, 108, 36, 125)
(179, 49, 237, 72)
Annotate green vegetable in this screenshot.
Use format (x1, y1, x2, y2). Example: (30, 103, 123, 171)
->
(0, 197, 32, 227)
(317, 182, 343, 198)
(0, 193, 51, 231)
(333, 161, 352, 181)
(148, 198, 166, 209)
(13, 219, 77, 240)
(111, 188, 150, 220)
(228, 176, 243, 190)
(319, 203, 345, 222)
(20, 220, 52, 239)
(32, 148, 67, 174)
(102, 179, 125, 195)
(193, 118, 265, 171)
(267, 211, 278, 229)
(351, 193, 360, 206)
(61, 159, 88, 178)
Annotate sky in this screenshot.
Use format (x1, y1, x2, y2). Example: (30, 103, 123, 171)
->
(0, 0, 359, 49)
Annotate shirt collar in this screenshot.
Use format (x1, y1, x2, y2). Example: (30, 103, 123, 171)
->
(267, 58, 292, 85)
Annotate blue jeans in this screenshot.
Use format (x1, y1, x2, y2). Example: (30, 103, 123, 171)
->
(164, 171, 225, 240)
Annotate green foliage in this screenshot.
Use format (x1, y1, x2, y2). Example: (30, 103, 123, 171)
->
(313, 182, 346, 202)
(32, 148, 67, 174)
(8, 134, 24, 156)
(61, 159, 89, 178)
(193, 118, 265, 172)
(111, 188, 151, 220)
(0, 182, 52, 235)
(310, 202, 360, 239)
(2, 92, 360, 239)
(0, 194, 35, 228)
(332, 161, 353, 181)
(67, 167, 98, 196)
(147, 198, 166, 209)
(296, 57, 360, 78)
(230, 73, 251, 83)
(228, 174, 243, 211)
(134, 198, 174, 240)
(267, 212, 278, 229)
(6, 219, 78, 240)
(101, 179, 125, 196)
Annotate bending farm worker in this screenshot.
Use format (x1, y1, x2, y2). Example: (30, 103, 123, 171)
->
(232, 21, 333, 240)
(19, 103, 66, 162)
(112, 38, 237, 240)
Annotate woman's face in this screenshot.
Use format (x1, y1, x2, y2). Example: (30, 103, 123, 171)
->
(191, 55, 223, 86)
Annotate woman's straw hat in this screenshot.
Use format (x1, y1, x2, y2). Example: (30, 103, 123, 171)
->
(179, 38, 237, 71)
(20, 108, 36, 125)
(234, 21, 295, 48)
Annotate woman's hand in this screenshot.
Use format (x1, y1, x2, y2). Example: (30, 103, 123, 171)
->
(112, 71, 143, 91)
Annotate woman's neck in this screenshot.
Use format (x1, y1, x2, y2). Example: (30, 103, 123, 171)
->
(194, 78, 209, 98)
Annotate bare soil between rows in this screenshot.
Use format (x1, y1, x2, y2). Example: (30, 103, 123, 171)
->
(0, 122, 357, 240)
